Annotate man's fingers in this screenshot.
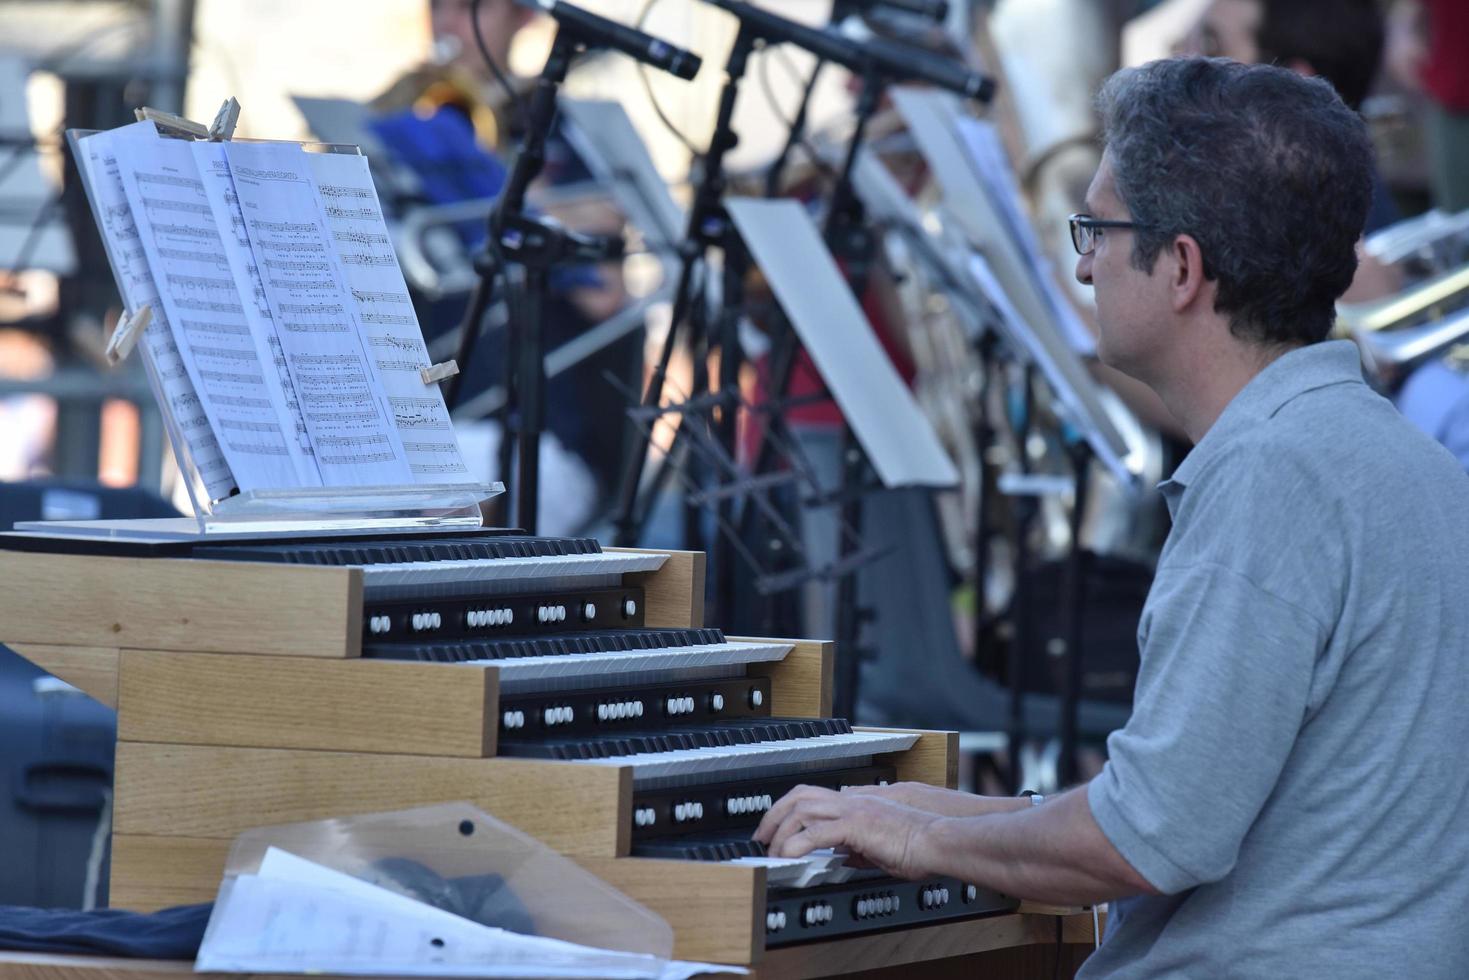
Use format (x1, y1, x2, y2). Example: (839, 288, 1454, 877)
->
(766, 794, 847, 855)
(773, 817, 847, 859)
(754, 785, 837, 843)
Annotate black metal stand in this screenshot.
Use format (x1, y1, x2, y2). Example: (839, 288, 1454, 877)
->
(444, 29, 621, 533)
(1057, 440, 1093, 786)
(1005, 365, 1038, 793)
(611, 25, 759, 549)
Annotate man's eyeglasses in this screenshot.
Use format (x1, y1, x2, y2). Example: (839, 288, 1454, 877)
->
(1068, 213, 1143, 256)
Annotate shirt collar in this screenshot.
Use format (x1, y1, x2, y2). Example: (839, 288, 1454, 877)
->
(1159, 340, 1366, 503)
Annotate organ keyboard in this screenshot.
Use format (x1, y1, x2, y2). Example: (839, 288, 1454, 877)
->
(0, 526, 1022, 970)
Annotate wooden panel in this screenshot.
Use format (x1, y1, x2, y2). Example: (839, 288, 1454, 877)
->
(574, 856, 764, 966)
(865, 728, 958, 789)
(0, 915, 1097, 980)
(8, 644, 119, 707)
(113, 743, 629, 856)
(756, 913, 1099, 979)
(611, 548, 705, 628)
(0, 552, 360, 657)
(110, 834, 226, 912)
(738, 638, 832, 718)
(117, 651, 497, 757)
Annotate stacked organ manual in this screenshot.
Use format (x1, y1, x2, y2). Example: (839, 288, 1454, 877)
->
(74, 120, 473, 504)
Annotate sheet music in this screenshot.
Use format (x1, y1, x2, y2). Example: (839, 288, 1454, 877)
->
(75, 125, 236, 500)
(953, 116, 1096, 356)
(304, 151, 471, 483)
(221, 140, 414, 487)
(109, 123, 314, 491)
(192, 140, 319, 477)
(197, 848, 734, 980)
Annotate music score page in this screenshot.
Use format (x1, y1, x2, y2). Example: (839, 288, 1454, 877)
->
(79, 124, 472, 498)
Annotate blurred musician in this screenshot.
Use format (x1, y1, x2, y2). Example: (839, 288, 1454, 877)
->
(757, 58, 1469, 978)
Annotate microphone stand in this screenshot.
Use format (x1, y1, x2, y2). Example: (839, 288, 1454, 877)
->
(612, 24, 759, 548)
(448, 28, 622, 533)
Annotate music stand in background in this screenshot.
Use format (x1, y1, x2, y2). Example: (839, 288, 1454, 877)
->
(1, 56, 75, 276)
(866, 94, 1146, 785)
(726, 197, 959, 720)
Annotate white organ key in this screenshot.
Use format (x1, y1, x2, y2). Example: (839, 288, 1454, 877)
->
(360, 552, 668, 593)
(467, 640, 792, 687)
(583, 731, 920, 784)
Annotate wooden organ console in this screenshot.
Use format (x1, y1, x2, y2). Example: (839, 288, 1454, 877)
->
(0, 527, 1099, 976)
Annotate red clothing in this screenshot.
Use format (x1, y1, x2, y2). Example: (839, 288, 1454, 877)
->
(1424, 0, 1469, 111)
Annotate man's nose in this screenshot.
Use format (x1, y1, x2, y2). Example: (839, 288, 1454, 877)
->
(1075, 252, 1093, 286)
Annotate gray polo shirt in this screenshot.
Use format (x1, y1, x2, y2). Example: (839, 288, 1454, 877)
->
(1083, 341, 1469, 978)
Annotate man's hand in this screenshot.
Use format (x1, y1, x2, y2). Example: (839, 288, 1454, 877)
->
(752, 785, 943, 879)
(841, 781, 1029, 818)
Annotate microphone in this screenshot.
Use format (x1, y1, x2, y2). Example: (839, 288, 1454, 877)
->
(840, 19, 995, 102)
(702, 0, 871, 73)
(522, 0, 703, 80)
(705, 1, 993, 102)
(834, 0, 950, 22)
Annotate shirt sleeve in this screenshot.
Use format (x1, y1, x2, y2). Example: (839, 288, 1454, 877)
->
(1088, 559, 1328, 894)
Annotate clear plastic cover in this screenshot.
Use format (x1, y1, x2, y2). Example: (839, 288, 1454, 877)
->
(221, 802, 674, 960)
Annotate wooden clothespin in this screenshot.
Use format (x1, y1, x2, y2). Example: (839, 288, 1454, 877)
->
(134, 106, 209, 140)
(105, 305, 152, 366)
(420, 360, 460, 385)
(208, 98, 241, 141)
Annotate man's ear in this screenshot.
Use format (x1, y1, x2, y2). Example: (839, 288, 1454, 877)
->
(1170, 234, 1208, 315)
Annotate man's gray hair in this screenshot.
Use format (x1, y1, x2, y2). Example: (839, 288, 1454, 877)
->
(1097, 58, 1373, 347)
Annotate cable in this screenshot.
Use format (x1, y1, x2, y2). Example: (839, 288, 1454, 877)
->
(634, 0, 700, 157)
(6, 193, 60, 274)
(471, 0, 528, 134)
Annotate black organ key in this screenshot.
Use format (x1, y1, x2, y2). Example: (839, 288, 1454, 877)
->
(197, 533, 603, 566)
(498, 717, 857, 761)
(365, 627, 727, 664)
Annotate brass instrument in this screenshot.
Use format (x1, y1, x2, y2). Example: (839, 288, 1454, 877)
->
(1356, 304, 1469, 376)
(1336, 263, 1469, 335)
(371, 61, 511, 153)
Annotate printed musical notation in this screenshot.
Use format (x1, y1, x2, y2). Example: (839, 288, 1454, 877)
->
(232, 166, 304, 183)
(142, 195, 212, 215)
(181, 320, 252, 337)
(351, 289, 410, 305)
(389, 395, 452, 430)
(281, 320, 350, 334)
(114, 126, 312, 493)
(264, 257, 330, 273)
(258, 238, 327, 254)
(279, 302, 345, 318)
(160, 247, 227, 265)
(166, 273, 236, 292)
(137, 171, 202, 191)
(313, 149, 470, 481)
(374, 358, 424, 373)
(152, 222, 221, 241)
(361, 312, 415, 327)
(199, 369, 267, 386)
(325, 205, 376, 221)
(174, 297, 244, 315)
(317, 183, 374, 200)
(269, 278, 336, 292)
(250, 219, 317, 235)
(368, 334, 425, 355)
(333, 229, 389, 247)
(211, 394, 274, 410)
(80, 125, 245, 502)
(339, 252, 395, 267)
